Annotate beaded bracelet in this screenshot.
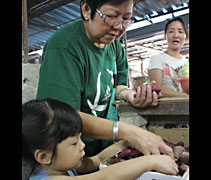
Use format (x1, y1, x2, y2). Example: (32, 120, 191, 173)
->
(117, 87, 130, 100)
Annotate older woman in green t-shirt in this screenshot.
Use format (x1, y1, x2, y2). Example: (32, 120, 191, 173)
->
(37, 0, 173, 158)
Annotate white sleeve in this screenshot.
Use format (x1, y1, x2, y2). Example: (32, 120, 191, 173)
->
(147, 54, 164, 70)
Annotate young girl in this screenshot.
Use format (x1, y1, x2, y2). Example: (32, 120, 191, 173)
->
(22, 98, 178, 180)
(147, 17, 189, 97)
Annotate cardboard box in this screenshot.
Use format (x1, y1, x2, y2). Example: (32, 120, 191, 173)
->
(150, 128, 189, 147)
(100, 165, 189, 180)
(145, 128, 190, 179)
(100, 128, 189, 179)
(137, 170, 189, 180)
(136, 171, 182, 180)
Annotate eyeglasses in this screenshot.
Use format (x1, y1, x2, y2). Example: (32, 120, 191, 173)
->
(96, 9, 134, 28)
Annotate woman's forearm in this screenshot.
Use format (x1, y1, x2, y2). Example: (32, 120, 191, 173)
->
(78, 111, 113, 140)
(78, 111, 137, 143)
(161, 86, 188, 97)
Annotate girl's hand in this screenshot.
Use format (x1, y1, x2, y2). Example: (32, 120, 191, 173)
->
(149, 155, 179, 175)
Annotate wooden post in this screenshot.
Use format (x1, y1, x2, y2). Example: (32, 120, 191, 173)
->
(22, 0, 28, 63)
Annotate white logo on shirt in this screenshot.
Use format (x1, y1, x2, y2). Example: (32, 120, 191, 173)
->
(87, 70, 113, 116)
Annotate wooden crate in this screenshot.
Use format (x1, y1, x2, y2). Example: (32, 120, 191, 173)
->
(150, 128, 189, 148)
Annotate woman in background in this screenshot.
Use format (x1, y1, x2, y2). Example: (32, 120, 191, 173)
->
(147, 17, 189, 97)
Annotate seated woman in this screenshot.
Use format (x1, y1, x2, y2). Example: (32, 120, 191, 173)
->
(22, 98, 178, 180)
(147, 17, 189, 97)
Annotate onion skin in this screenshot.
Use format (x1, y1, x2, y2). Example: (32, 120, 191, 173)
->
(179, 164, 189, 175)
(173, 146, 185, 160)
(180, 152, 189, 165)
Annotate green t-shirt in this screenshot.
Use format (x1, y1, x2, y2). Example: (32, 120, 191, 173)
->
(37, 19, 128, 156)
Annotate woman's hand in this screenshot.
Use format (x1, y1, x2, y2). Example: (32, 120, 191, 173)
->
(119, 122, 174, 159)
(126, 81, 161, 108)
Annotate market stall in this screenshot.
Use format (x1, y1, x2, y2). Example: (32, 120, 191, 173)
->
(114, 97, 189, 128)
(23, 1, 190, 179)
(109, 97, 190, 179)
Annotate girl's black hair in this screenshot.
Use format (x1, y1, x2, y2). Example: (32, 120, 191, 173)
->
(164, 17, 188, 37)
(80, 0, 139, 20)
(22, 98, 83, 169)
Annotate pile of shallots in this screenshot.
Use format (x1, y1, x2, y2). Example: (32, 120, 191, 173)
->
(164, 140, 189, 176)
(112, 139, 189, 176)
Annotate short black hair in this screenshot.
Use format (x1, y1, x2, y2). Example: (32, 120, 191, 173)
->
(80, 0, 139, 20)
(164, 17, 188, 37)
(22, 98, 83, 168)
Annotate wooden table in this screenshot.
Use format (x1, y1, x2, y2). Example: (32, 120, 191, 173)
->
(114, 97, 189, 129)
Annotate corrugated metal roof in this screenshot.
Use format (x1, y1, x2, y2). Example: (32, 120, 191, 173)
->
(26, 0, 189, 83)
(28, 0, 81, 50)
(27, 0, 189, 51)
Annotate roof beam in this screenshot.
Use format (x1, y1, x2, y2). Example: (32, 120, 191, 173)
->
(29, 21, 58, 30)
(126, 13, 189, 41)
(29, 0, 52, 11)
(28, 0, 76, 21)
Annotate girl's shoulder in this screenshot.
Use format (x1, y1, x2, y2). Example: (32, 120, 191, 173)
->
(29, 166, 51, 180)
(29, 166, 77, 180)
